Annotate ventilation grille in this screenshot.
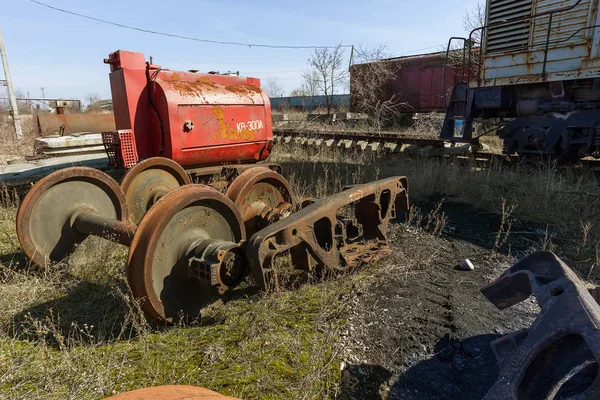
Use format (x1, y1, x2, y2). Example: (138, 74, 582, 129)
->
(486, 0, 533, 53)
(118, 130, 139, 169)
(101, 130, 139, 169)
(101, 132, 121, 168)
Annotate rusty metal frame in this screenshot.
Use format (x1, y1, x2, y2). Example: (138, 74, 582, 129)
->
(246, 177, 409, 292)
(481, 251, 600, 399)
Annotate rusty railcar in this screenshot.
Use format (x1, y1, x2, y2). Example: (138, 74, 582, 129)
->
(349, 52, 465, 118)
(442, 0, 600, 159)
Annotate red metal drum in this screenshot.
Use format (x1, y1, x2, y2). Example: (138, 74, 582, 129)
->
(105, 51, 273, 168)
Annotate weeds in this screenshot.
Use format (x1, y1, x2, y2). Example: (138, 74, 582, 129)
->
(2, 135, 600, 398)
(492, 199, 517, 253)
(0, 189, 348, 398)
(404, 201, 448, 237)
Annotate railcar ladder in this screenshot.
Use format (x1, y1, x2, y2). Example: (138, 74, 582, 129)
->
(440, 83, 474, 142)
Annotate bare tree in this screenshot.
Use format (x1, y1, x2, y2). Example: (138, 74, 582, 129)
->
(85, 93, 101, 113)
(350, 46, 403, 133)
(290, 87, 309, 97)
(300, 70, 320, 96)
(463, 1, 486, 45)
(446, 2, 486, 74)
(263, 78, 285, 98)
(302, 44, 348, 116)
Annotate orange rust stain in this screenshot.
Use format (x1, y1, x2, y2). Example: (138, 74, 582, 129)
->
(171, 73, 181, 82)
(168, 78, 219, 97)
(211, 106, 255, 141)
(224, 84, 262, 95)
(196, 76, 211, 83)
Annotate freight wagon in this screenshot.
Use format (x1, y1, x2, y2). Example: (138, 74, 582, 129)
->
(349, 52, 465, 118)
(442, 0, 600, 160)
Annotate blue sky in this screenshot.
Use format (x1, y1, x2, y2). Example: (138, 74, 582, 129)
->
(1, 0, 480, 102)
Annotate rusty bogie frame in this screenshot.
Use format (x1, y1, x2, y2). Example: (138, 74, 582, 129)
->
(482, 251, 600, 399)
(246, 177, 409, 292)
(16, 163, 409, 323)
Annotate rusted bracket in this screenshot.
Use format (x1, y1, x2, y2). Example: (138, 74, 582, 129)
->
(481, 251, 600, 400)
(245, 176, 409, 292)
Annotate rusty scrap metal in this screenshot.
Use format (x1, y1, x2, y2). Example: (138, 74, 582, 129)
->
(225, 166, 296, 237)
(120, 157, 192, 224)
(104, 385, 239, 399)
(481, 251, 600, 400)
(246, 176, 409, 292)
(16, 167, 130, 268)
(127, 184, 246, 323)
(35, 113, 116, 137)
(16, 164, 409, 324)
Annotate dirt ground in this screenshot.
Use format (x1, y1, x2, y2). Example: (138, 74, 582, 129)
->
(337, 200, 544, 400)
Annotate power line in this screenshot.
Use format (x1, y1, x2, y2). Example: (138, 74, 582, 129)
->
(391, 44, 444, 58)
(29, 0, 353, 50)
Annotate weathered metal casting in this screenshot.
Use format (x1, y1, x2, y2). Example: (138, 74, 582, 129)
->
(17, 164, 408, 323)
(16, 167, 132, 268)
(481, 251, 600, 400)
(246, 177, 409, 292)
(120, 157, 192, 225)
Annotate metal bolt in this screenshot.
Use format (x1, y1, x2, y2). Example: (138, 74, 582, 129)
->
(183, 120, 194, 132)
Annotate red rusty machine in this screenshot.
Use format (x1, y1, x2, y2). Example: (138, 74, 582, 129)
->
(16, 51, 409, 324)
(104, 50, 273, 169)
(102, 50, 280, 224)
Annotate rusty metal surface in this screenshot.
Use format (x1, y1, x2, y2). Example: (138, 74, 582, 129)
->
(16, 167, 128, 268)
(349, 52, 465, 114)
(245, 176, 409, 292)
(71, 211, 136, 246)
(472, 0, 600, 87)
(127, 185, 245, 323)
(481, 251, 600, 399)
(188, 241, 246, 296)
(105, 50, 272, 167)
(104, 385, 238, 399)
(36, 113, 116, 137)
(186, 163, 283, 183)
(225, 167, 296, 237)
(120, 157, 192, 225)
(15, 162, 411, 325)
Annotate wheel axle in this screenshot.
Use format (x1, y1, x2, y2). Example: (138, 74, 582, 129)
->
(187, 240, 246, 295)
(70, 210, 137, 246)
(16, 162, 409, 325)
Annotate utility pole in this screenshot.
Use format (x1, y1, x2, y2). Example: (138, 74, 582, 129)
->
(40, 87, 45, 98)
(0, 26, 22, 139)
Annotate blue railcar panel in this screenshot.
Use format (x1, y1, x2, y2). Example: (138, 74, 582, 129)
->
(481, 0, 600, 87)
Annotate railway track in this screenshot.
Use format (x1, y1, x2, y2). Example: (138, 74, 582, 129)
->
(273, 129, 600, 170)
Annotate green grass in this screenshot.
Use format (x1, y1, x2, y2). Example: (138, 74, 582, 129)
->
(0, 199, 348, 399)
(1, 142, 600, 399)
(1, 283, 345, 399)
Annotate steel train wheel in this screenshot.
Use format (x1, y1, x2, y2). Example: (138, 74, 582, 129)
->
(16, 167, 128, 268)
(225, 167, 296, 237)
(120, 157, 191, 225)
(128, 185, 245, 323)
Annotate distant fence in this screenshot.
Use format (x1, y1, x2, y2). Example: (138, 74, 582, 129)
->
(270, 94, 350, 111)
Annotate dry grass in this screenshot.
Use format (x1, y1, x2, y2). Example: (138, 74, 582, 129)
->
(1, 139, 599, 399)
(0, 210, 349, 399)
(0, 154, 385, 399)
(0, 114, 37, 164)
(269, 142, 600, 278)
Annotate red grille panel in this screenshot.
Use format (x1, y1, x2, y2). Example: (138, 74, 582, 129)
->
(101, 130, 138, 169)
(118, 130, 138, 168)
(102, 131, 121, 168)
